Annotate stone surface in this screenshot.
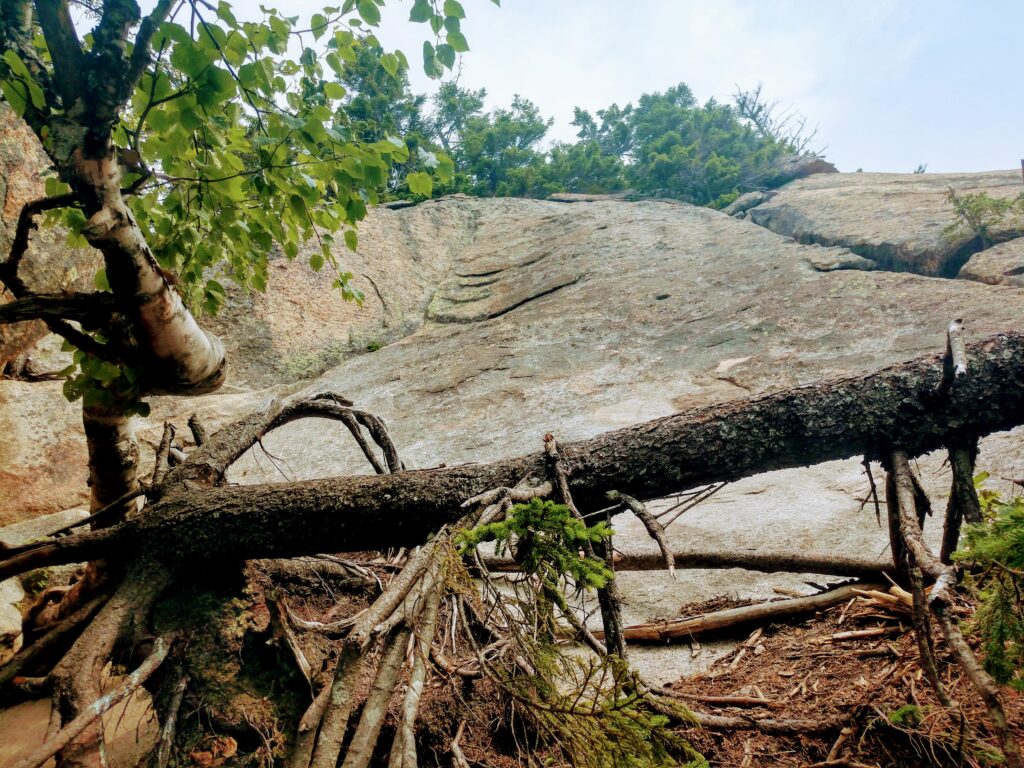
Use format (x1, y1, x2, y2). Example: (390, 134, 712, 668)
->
(958, 236, 1024, 287)
(0, 508, 90, 664)
(764, 154, 838, 186)
(0, 380, 94, 523)
(738, 170, 1024, 276)
(0, 685, 158, 768)
(0, 576, 24, 664)
(0, 105, 98, 368)
(204, 196, 478, 389)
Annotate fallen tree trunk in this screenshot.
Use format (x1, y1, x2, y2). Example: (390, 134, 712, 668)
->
(598, 582, 883, 643)
(4, 332, 1024, 579)
(482, 550, 891, 579)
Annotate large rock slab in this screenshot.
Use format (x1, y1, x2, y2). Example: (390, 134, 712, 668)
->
(958, 236, 1024, 287)
(738, 170, 1024, 277)
(220, 196, 1024, 481)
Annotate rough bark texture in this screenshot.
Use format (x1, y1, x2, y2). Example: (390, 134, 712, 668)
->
(603, 582, 881, 643)
(4, 331, 1024, 580)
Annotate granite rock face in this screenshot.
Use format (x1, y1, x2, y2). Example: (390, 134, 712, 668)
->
(736, 170, 1024, 277)
(2, 193, 1024, 679)
(0, 106, 98, 368)
(4, 194, 1024, 522)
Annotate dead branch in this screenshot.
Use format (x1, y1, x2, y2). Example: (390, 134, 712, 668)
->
(941, 441, 982, 564)
(390, 581, 443, 767)
(151, 422, 175, 488)
(0, 595, 107, 701)
(341, 626, 411, 768)
(679, 708, 841, 735)
(187, 412, 209, 446)
(0, 292, 119, 325)
(606, 490, 675, 578)
(604, 582, 884, 643)
(156, 674, 189, 768)
(449, 720, 470, 768)
(936, 319, 968, 396)
(908, 565, 949, 706)
(654, 687, 776, 708)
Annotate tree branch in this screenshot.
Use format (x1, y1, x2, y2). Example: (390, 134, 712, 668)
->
(33, 0, 84, 107)
(0, 292, 118, 325)
(126, 0, 175, 87)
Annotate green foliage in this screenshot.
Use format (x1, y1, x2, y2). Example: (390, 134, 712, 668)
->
(458, 498, 613, 589)
(456, 499, 705, 768)
(0, 0, 475, 409)
(504, 647, 706, 768)
(888, 703, 925, 727)
(447, 93, 553, 197)
(943, 188, 1024, 248)
(571, 83, 796, 206)
(59, 341, 150, 416)
(953, 477, 1024, 690)
(20, 568, 51, 600)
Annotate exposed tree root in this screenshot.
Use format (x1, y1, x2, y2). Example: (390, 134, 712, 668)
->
(889, 450, 1023, 768)
(11, 635, 168, 768)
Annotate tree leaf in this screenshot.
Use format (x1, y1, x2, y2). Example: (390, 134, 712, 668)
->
(406, 171, 432, 196)
(443, 0, 465, 19)
(446, 30, 469, 53)
(409, 0, 433, 22)
(357, 0, 380, 25)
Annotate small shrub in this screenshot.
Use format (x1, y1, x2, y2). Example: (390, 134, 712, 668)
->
(943, 188, 1024, 248)
(953, 475, 1024, 690)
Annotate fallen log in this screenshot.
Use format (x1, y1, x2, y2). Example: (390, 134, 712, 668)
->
(3, 332, 1024, 580)
(481, 550, 891, 579)
(600, 583, 884, 643)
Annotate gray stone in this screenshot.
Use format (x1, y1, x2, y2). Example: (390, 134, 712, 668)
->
(548, 191, 635, 203)
(800, 243, 877, 272)
(742, 169, 1024, 276)
(764, 154, 838, 186)
(722, 190, 772, 217)
(958, 236, 1024, 287)
(0, 507, 89, 547)
(0, 577, 24, 665)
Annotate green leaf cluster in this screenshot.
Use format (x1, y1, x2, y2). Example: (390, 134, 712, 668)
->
(494, 630, 705, 768)
(457, 498, 613, 590)
(356, 77, 819, 205)
(1, 0, 478, 408)
(953, 476, 1024, 690)
(59, 342, 150, 417)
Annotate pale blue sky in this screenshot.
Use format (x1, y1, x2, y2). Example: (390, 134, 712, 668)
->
(146, 0, 1024, 173)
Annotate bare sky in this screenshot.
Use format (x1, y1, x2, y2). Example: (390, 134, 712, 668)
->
(206, 1, 1024, 172)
